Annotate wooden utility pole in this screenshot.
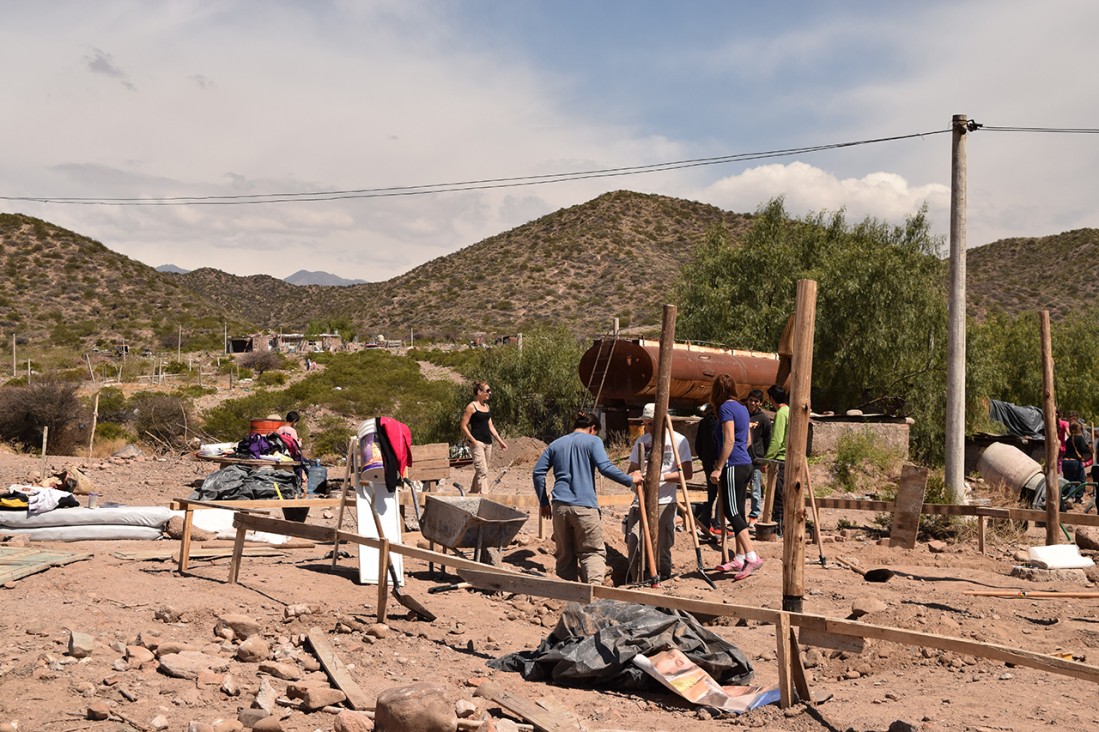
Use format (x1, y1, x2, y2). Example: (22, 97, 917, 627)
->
(11, 334, 15, 378)
(177, 325, 182, 362)
(1040, 310, 1060, 545)
(945, 113, 969, 501)
(643, 304, 677, 577)
(85, 354, 95, 382)
(781, 280, 817, 614)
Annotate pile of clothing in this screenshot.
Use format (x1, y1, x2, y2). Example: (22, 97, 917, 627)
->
(235, 432, 302, 463)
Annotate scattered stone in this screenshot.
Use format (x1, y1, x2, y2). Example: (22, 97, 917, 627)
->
(112, 659, 129, 672)
(252, 676, 278, 714)
(283, 604, 318, 618)
(299, 654, 321, 672)
(856, 662, 873, 675)
(237, 636, 271, 663)
(112, 444, 144, 459)
(211, 721, 243, 732)
(928, 540, 948, 553)
(1013, 549, 1031, 563)
(150, 714, 170, 730)
(455, 700, 477, 718)
(1010, 566, 1089, 583)
(1076, 527, 1099, 551)
(154, 606, 182, 623)
(156, 641, 200, 657)
(258, 661, 301, 681)
(375, 682, 457, 732)
(87, 701, 111, 720)
(158, 651, 231, 680)
(221, 673, 240, 697)
(216, 614, 261, 640)
(126, 645, 156, 665)
(844, 669, 862, 680)
(887, 722, 918, 732)
(802, 649, 822, 668)
(251, 716, 283, 732)
(300, 686, 347, 712)
(851, 597, 888, 618)
(188, 723, 216, 732)
(334, 710, 375, 732)
(67, 630, 94, 658)
(285, 679, 331, 699)
(237, 709, 270, 728)
(365, 623, 389, 639)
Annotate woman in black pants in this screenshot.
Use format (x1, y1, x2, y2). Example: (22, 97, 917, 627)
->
(707, 374, 764, 580)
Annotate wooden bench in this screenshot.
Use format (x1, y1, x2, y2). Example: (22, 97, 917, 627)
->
(410, 442, 450, 491)
(170, 496, 351, 573)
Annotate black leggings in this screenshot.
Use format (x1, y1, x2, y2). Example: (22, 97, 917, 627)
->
(718, 463, 752, 536)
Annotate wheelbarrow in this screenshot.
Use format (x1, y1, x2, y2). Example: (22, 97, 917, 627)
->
(420, 495, 528, 578)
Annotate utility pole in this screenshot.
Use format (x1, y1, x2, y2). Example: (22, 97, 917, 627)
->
(945, 114, 969, 501)
(177, 325, 182, 362)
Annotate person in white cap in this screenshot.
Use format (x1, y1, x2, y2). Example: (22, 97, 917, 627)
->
(624, 403, 692, 580)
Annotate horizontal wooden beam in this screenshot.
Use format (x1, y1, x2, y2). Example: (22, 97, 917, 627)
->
(228, 514, 1099, 685)
(813, 497, 1099, 527)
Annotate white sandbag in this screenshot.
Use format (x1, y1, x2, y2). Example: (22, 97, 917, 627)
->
(1028, 543, 1095, 569)
(0, 506, 174, 529)
(180, 508, 292, 545)
(0, 525, 164, 541)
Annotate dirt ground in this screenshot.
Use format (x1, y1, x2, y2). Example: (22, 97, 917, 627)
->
(2, 449, 1099, 732)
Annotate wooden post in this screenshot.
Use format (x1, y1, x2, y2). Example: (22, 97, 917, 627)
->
(1040, 310, 1059, 545)
(761, 464, 777, 523)
(331, 438, 356, 568)
(40, 426, 48, 479)
(85, 353, 96, 382)
(782, 280, 817, 614)
(11, 334, 14, 379)
(228, 523, 248, 584)
(177, 325, 182, 362)
(644, 304, 676, 569)
(88, 392, 100, 456)
(775, 611, 794, 708)
(978, 515, 986, 554)
(377, 538, 390, 622)
(26, 358, 31, 381)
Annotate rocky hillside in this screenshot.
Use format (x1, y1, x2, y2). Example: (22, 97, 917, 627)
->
(176, 190, 751, 340)
(0, 214, 249, 351)
(967, 228, 1099, 319)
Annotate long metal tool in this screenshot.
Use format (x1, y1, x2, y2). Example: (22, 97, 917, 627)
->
(666, 414, 717, 589)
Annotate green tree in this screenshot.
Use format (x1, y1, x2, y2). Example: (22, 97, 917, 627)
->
(677, 199, 950, 461)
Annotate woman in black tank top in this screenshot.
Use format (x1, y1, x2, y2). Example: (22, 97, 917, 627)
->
(460, 381, 509, 493)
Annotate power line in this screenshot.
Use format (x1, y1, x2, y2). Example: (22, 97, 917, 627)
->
(981, 126, 1099, 134)
(1, 129, 949, 207)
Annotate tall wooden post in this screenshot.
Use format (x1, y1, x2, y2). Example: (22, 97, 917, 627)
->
(644, 305, 676, 573)
(782, 280, 817, 613)
(40, 426, 49, 479)
(945, 113, 969, 501)
(12, 334, 16, 378)
(1040, 310, 1060, 545)
(177, 325, 182, 362)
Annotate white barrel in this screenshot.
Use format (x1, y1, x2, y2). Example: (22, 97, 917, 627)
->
(977, 442, 1042, 493)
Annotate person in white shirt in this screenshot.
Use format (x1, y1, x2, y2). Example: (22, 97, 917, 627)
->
(624, 403, 692, 580)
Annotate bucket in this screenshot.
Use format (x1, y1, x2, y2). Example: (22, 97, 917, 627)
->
(250, 418, 288, 435)
(282, 507, 310, 522)
(977, 442, 1042, 494)
(754, 521, 779, 542)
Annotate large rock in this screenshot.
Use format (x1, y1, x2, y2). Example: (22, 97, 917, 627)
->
(1076, 527, 1099, 552)
(158, 651, 230, 680)
(375, 682, 457, 732)
(67, 630, 94, 658)
(334, 711, 375, 732)
(236, 636, 270, 663)
(300, 686, 346, 712)
(851, 597, 888, 618)
(112, 444, 144, 459)
(216, 614, 261, 640)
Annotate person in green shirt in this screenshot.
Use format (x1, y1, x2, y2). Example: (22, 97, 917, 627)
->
(765, 385, 789, 536)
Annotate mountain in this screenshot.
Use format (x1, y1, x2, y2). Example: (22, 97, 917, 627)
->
(176, 190, 751, 340)
(967, 228, 1099, 319)
(283, 269, 368, 287)
(156, 264, 190, 274)
(0, 213, 251, 351)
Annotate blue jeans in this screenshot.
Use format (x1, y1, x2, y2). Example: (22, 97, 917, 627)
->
(749, 467, 763, 518)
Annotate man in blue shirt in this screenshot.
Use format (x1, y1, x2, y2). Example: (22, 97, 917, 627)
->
(533, 411, 642, 583)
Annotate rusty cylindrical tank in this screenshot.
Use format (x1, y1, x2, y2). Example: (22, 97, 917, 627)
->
(578, 339, 782, 408)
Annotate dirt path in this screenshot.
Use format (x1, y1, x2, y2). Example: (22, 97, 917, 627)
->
(1, 451, 1098, 731)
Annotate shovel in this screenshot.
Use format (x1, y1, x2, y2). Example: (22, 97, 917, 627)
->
(666, 415, 717, 590)
(802, 457, 827, 567)
(835, 557, 895, 583)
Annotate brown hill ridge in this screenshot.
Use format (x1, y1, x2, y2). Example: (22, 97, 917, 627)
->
(177, 190, 751, 340)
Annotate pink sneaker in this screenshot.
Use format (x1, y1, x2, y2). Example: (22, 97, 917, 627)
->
(733, 556, 764, 581)
(714, 557, 745, 573)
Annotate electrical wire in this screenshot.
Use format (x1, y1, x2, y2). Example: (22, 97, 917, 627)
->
(981, 126, 1099, 134)
(0, 128, 950, 207)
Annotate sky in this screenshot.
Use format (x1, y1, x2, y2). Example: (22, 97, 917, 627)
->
(2, 1, 1099, 281)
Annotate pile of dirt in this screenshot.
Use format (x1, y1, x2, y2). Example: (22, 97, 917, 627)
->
(491, 436, 547, 468)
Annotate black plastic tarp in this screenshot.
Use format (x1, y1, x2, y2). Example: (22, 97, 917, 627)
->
(988, 399, 1046, 440)
(189, 465, 300, 501)
(488, 599, 753, 689)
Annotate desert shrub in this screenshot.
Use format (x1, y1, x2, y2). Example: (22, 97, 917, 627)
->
(258, 371, 287, 387)
(92, 386, 130, 424)
(130, 393, 193, 448)
(0, 379, 90, 454)
(94, 421, 132, 442)
(309, 414, 354, 461)
(238, 351, 283, 374)
(831, 429, 903, 493)
(174, 385, 217, 399)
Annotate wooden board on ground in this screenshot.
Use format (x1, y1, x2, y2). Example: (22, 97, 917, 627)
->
(890, 464, 929, 549)
(0, 547, 93, 584)
(458, 567, 595, 604)
(474, 681, 582, 732)
(112, 547, 291, 562)
(306, 627, 371, 711)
